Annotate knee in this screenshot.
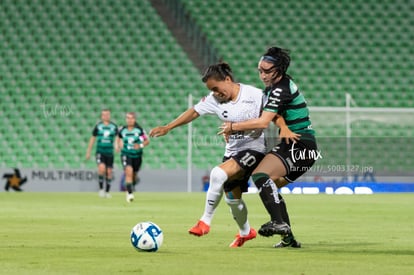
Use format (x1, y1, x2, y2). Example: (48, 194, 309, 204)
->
(98, 165, 106, 174)
(251, 172, 270, 188)
(210, 166, 228, 183)
(125, 167, 133, 179)
(106, 169, 113, 178)
(208, 166, 228, 193)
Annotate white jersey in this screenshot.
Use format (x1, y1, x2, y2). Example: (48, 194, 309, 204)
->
(194, 83, 266, 157)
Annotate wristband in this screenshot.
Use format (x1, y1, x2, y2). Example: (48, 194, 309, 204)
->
(140, 144, 144, 149)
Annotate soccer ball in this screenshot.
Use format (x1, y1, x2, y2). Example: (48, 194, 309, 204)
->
(130, 221, 164, 252)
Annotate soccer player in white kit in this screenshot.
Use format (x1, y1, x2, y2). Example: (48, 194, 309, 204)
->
(150, 63, 266, 247)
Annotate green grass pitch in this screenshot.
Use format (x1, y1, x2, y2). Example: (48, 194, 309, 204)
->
(0, 192, 413, 275)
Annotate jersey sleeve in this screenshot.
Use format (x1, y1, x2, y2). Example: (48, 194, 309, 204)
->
(92, 124, 98, 136)
(118, 126, 124, 138)
(193, 92, 218, 116)
(263, 86, 294, 113)
(111, 122, 118, 135)
(138, 127, 148, 141)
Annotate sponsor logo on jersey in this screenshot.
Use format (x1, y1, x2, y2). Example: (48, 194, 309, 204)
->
(267, 100, 279, 108)
(229, 131, 245, 140)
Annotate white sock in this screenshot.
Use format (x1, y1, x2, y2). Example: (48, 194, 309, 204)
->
(225, 197, 250, 236)
(200, 166, 227, 225)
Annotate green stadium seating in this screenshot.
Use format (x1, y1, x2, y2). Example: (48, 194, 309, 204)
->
(181, 0, 413, 109)
(0, 0, 412, 174)
(0, 0, 223, 169)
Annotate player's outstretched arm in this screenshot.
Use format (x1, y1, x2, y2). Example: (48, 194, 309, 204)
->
(150, 108, 200, 137)
(142, 137, 150, 147)
(85, 136, 96, 160)
(141, 132, 150, 147)
(218, 110, 276, 135)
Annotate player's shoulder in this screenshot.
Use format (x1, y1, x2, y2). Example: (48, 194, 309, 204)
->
(239, 83, 263, 100)
(240, 83, 262, 93)
(109, 121, 118, 127)
(273, 76, 295, 92)
(203, 91, 216, 101)
(134, 123, 144, 131)
(118, 125, 127, 132)
(196, 92, 217, 105)
(94, 121, 103, 127)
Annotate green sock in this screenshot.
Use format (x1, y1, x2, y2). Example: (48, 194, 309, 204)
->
(105, 178, 112, 192)
(98, 175, 104, 190)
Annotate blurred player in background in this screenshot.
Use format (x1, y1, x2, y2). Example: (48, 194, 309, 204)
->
(118, 112, 150, 203)
(86, 109, 118, 198)
(220, 47, 318, 248)
(150, 62, 267, 247)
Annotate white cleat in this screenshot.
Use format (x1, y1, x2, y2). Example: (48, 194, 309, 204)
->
(99, 190, 105, 198)
(105, 192, 112, 199)
(126, 193, 134, 203)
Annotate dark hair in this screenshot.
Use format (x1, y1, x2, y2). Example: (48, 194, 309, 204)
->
(261, 47, 292, 79)
(201, 62, 234, 83)
(126, 112, 136, 118)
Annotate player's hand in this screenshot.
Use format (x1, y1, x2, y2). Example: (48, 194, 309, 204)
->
(115, 146, 120, 153)
(149, 126, 169, 137)
(279, 126, 301, 144)
(133, 143, 140, 150)
(217, 122, 232, 136)
(85, 152, 90, 160)
(222, 132, 230, 143)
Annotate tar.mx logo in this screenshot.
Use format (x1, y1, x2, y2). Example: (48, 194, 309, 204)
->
(289, 142, 322, 163)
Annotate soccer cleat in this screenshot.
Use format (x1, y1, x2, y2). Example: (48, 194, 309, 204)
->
(98, 189, 105, 198)
(126, 193, 134, 203)
(229, 228, 257, 248)
(274, 237, 301, 248)
(188, 220, 210, 236)
(105, 192, 112, 199)
(258, 221, 291, 237)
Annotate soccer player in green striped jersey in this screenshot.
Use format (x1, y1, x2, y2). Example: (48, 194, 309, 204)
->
(86, 109, 118, 198)
(118, 112, 150, 203)
(221, 47, 318, 248)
